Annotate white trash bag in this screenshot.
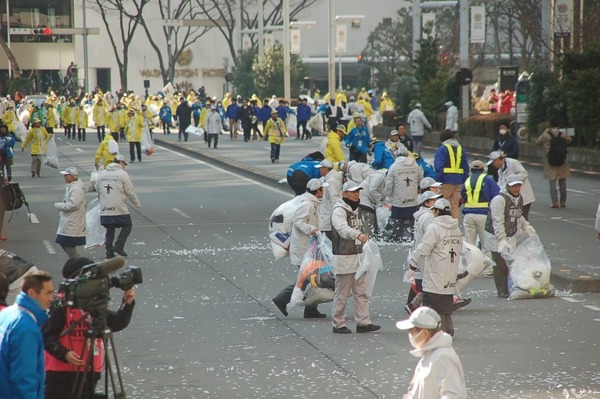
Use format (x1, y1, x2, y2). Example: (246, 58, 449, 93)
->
(13, 121, 27, 141)
(506, 233, 555, 300)
(456, 241, 495, 292)
(268, 196, 303, 260)
(44, 135, 59, 169)
(356, 240, 383, 298)
(85, 198, 106, 249)
(141, 124, 154, 156)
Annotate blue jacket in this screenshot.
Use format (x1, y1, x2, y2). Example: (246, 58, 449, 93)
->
(297, 104, 312, 121)
(371, 142, 395, 170)
(492, 135, 520, 159)
(461, 171, 500, 215)
(276, 105, 288, 121)
(260, 106, 272, 123)
(286, 160, 322, 179)
(159, 105, 172, 123)
(0, 134, 16, 158)
(191, 102, 202, 118)
(416, 157, 435, 179)
(434, 139, 470, 184)
(345, 126, 370, 155)
(0, 292, 49, 399)
(226, 103, 240, 120)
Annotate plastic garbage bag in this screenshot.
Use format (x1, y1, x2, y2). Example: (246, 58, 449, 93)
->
(290, 233, 335, 307)
(286, 114, 297, 137)
(85, 198, 106, 249)
(13, 121, 27, 141)
(141, 124, 154, 155)
(185, 124, 201, 136)
(376, 205, 391, 233)
(506, 233, 555, 300)
(44, 135, 59, 169)
(356, 240, 382, 298)
(89, 166, 103, 192)
(456, 241, 495, 292)
(268, 196, 304, 259)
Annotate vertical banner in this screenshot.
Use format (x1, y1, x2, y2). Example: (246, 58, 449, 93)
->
(470, 6, 486, 44)
(422, 13, 436, 38)
(553, 0, 573, 35)
(264, 33, 274, 51)
(290, 29, 301, 54)
(336, 24, 347, 53)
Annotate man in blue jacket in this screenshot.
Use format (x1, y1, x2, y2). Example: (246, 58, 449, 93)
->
(287, 158, 329, 196)
(370, 138, 395, 170)
(296, 97, 312, 140)
(226, 97, 241, 141)
(434, 130, 469, 219)
(345, 116, 370, 163)
(0, 271, 54, 399)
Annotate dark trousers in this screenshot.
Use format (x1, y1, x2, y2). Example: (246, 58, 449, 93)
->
(207, 133, 219, 148)
(119, 127, 126, 141)
(162, 121, 170, 134)
(251, 122, 262, 138)
(298, 120, 310, 140)
(129, 142, 141, 162)
(243, 125, 251, 141)
(46, 371, 100, 399)
(273, 284, 320, 316)
(179, 127, 189, 141)
(77, 128, 86, 141)
(104, 222, 132, 253)
(65, 124, 75, 138)
(270, 143, 281, 161)
(96, 125, 105, 142)
(111, 132, 119, 142)
(491, 251, 510, 297)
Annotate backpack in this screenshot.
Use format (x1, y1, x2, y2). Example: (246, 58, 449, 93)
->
(2, 182, 31, 223)
(547, 130, 568, 167)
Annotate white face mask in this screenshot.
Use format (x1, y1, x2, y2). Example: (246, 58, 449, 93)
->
(408, 329, 428, 349)
(499, 129, 507, 135)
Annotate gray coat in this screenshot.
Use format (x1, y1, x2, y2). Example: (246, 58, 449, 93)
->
(535, 128, 572, 180)
(54, 179, 86, 238)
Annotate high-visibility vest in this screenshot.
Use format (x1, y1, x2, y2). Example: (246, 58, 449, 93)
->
(442, 143, 464, 174)
(464, 173, 489, 208)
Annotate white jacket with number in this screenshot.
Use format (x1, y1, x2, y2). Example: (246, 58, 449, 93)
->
(95, 163, 141, 216)
(289, 192, 321, 266)
(410, 215, 462, 295)
(54, 179, 86, 238)
(385, 156, 423, 208)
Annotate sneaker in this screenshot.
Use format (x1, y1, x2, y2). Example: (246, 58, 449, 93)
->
(404, 303, 414, 315)
(452, 297, 472, 311)
(356, 324, 381, 333)
(497, 292, 509, 299)
(304, 310, 327, 319)
(332, 326, 352, 334)
(114, 248, 128, 257)
(272, 298, 288, 317)
(0, 235, 8, 241)
(106, 251, 115, 259)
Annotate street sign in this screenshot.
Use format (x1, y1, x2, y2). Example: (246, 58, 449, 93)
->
(9, 28, 100, 35)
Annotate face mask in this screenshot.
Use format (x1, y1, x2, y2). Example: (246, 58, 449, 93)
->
(408, 329, 428, 349)
(499, 129, 507, 135)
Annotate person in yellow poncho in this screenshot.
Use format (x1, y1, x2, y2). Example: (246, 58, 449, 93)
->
(75, 105, 89, 141)
(222, 92, 233, 109)
(125, 109, 144, 163)
(45, 103, 58, 134)
(379, 92, 394, 114)
(263, 110, 286, 163)
(21, 118, 51, 177)
(62, 99, 77, 139)
(2, 103, 17, 133)
(356, 97, 374, 118)
(335, 91, 347, 106)
(93, 95, 109, 143)
(95, 132, 119, 168)
(325, 125, 347, 163)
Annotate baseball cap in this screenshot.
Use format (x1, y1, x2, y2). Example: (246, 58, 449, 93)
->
(390, 130, 399, 136)
(396, 306, 442, 330)
(306, 178, 329, 191)
(336, 124, 347, 133)
(486, 151, 503, 166)
(60, 167, 78, 177)
(470, 160, 485, 170)
(418, 191, 442, 205)
(342, 181, 362, 192)
(445, 101, 453, 107)
(506, 175, 523, 186)
(114, 154, 129, 165)
(271, 110, 278, 114)
(415, 103, 422, 108)
(314, 159, 334, 169)
(419, 177, 442, 190)
(431, 198, 451, 211)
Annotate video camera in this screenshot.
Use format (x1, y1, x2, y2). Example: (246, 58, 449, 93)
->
(58, 257, 142, 312)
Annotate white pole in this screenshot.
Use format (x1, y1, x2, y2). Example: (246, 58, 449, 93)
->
(328, 0, 336, 102)
(258, 0, 264, 58)
(283, 0, 290, 100)
(412, 0, 420, 60)
(338, 53, 342, 91)
(82, 0, 89, 93)
(6, 0, 10, 78)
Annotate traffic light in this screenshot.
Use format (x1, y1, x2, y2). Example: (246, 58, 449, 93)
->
(357, 54, 363, 64)
(32, 27, 52, 36)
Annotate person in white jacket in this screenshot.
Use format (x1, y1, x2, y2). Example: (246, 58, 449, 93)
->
(396, 306, 467, 399)
(444, 101, 459, 132)
(54, 167, 86, 258)
(95, 154, 141, 259)
(206, 105, 222, 149)
(331, 181, 380, 334)
(486, 151, 535, 219)
(358, 170, 386, 236)
(409, 198, 462, 336)
(407, 103, 431, 155)
(319, 164, 343, 239)
(273, 178, 328, 319)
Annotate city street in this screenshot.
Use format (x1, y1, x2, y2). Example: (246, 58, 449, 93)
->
(4, 131, 600, 398)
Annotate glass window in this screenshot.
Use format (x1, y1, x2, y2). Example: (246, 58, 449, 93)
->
(1, 0, 73, 43)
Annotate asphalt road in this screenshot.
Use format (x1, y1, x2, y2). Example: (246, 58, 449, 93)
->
(4, 131, 600, 398)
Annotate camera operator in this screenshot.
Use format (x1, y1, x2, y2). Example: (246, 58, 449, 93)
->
(42, 257, 136, 399)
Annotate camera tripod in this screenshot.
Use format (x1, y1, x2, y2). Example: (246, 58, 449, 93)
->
(70, 310, 127, 399)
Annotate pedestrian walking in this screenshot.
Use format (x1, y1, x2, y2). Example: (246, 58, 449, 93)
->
(21, 117, 51, 178)
(206, 105, 222, 149)
(175, 97, 192, 142)
(407, 103, 431, 155)
(264, 110, 286, 164)
(54, 167, 86, 258)
(492, 123, 519, 159)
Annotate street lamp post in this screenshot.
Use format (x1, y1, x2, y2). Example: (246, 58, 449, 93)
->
(283, 0, 290, 100)
(82, 0, 89, 93)
(335, 15, 364, 94)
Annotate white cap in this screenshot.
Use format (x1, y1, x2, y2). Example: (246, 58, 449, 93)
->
(419, 177, 442, 190)
(418, 191, 442, 205)
(506, 175, 523, 186)
(390, 130, 399, 136)
(307, 178, 328, 191)
(314, 159, 333, 169)
(486, 151, 503, 166)
(60, 167, 78, 177)
(415, 103, 422, 108)
(445, 101, 453, 107)
(114, 154, 129, 165)
(396, 307, 442, 330)
(342, 181, 362, 192)
(432, 198, 451, 211)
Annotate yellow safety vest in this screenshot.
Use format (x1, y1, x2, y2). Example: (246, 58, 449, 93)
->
(443, 143, 464, 174)
(464, 173, 488, 208)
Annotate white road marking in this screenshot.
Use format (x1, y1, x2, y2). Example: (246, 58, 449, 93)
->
(76, 148, 85, 152)
(566, 188, 587, 194)
(561, 218, 594, 229)
(211, 233, 231, 245)
(157, 145, 293, 198)
(28, 213, 40, 223)
(561, 297, 582, 303)
(172, 208, 191, 219)
(584, 305, 600, 311)
(43, 240, 56, 254)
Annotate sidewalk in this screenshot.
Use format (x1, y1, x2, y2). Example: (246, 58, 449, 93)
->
(154, 131, 600, 293)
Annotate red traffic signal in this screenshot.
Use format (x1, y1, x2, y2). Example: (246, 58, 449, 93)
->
(32, 28, 52, 35)
(357, 54, 363, 64)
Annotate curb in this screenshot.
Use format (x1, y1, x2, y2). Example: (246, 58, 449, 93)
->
(550, 268, 600, 293)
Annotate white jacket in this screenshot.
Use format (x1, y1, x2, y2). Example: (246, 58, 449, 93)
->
(411, 207, 435, 279)
(346, 162, 374, 184)
(445, 105, 459, 131)
(319, 170, 343, 231)
(359, 172, 386, 210)
(331, 200, 362, 274)
(497, 158, 535, 205)
(206, 111, 222, 134)
(407, 108, 431, 137)
(410, 215, 462, 295)
(95, 163, 141, 216)
(54, 179, 86, 238)
(486, 191, 531, 252)
(385, 156, 423, 208)
(404, 331, 467, 399)
(289, 192, 321, 266)
(596, 203, 600, 233)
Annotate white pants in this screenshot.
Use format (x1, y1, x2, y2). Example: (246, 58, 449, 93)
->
(462, 213, 490, 257)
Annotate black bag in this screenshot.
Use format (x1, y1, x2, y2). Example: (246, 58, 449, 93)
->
(3, 182, 27, 210)
(547, 130, 568, 167)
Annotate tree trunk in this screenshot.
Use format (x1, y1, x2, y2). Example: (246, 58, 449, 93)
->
(0, 34, 21, 78)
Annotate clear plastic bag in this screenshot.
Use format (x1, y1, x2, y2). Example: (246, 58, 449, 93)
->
(268, 196, 303, 260)
(456, 241, 495, 292)
(13, 121, 27, 141)
(85, 198, 106, 249)
(356, 240, 383, 298)
(376, 205, 391, 233)
(507, 233, 555, 300)
(89, 166, 103, 192)
(44, 135, 59, 169)
(290, 233, 335, 307)
(141, 125, 154, 155)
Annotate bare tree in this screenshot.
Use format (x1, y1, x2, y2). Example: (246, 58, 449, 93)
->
(0, 35, 21, 78)
(193, 0, 317, 66)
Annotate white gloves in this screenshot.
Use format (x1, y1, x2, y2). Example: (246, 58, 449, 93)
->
(524, 225, 536, 237)
(498, 239, 510, 258)
(408, 258, 418, 271)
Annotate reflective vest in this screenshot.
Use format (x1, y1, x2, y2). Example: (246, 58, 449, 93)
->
(443, 143, 464, 174)
(464, 173, 488, 208)
(44, 308, 104, 372)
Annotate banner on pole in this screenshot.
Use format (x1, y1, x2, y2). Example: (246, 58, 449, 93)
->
(290, 29, 301, 54)
(470, 6, 486, 44)
(336, 24, 347, 53)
